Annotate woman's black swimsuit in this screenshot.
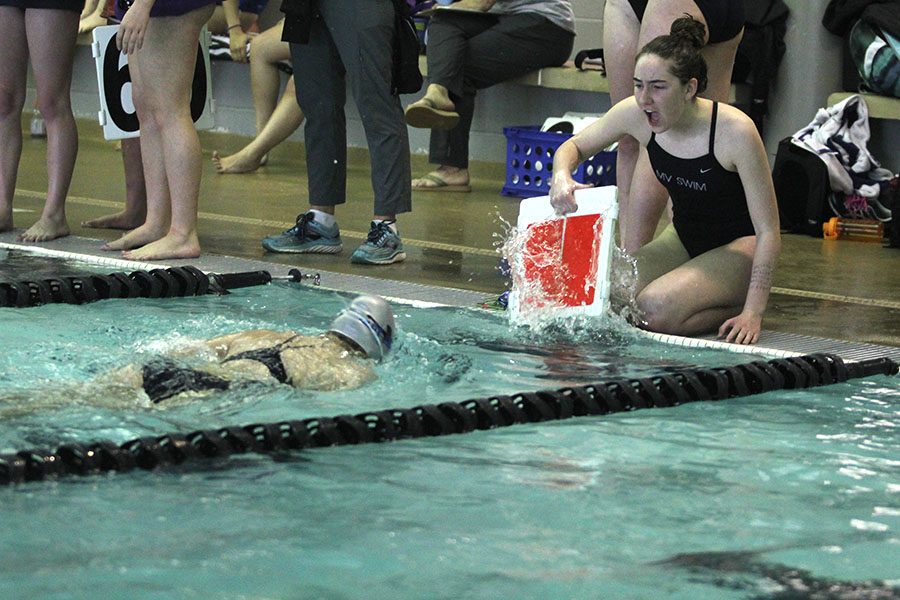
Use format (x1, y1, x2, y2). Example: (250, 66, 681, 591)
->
(627, 0, 745, 44)
(646, 102, 755, 258)
(142, 335, 307, 404)
(142, 359, 230, 404)
(220, 336, 301, 384)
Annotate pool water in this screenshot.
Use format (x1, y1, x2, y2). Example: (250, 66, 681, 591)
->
(0, 280, 897, 599)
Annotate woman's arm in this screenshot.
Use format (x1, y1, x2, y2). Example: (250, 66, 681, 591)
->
(222, 0, 249, 62)
(718, 112, 782, 345)
(549, 98, 646, 214)
(117, 0, 156, 54)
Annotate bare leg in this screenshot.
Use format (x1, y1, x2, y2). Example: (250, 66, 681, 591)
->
(622, 147, 668, 253)
(636, 233, 756, 336)
(212, 76, 304, 173)
(103, 105, 169, 250)
(248, 20, 289, 136)
(603, 0, 643, 243)
(0, 8, 28, 234)
(700, 33, 743, 103)
(19, 8, 79, 242)
(82, 137, 148, 229)
(116, 5, 214, 260)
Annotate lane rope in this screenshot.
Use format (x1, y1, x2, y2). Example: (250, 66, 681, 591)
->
(1, 352, 896, 485)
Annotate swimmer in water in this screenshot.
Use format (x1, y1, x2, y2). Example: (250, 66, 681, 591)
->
(0, 295, 394, 414)
(121, 294, 395, 403)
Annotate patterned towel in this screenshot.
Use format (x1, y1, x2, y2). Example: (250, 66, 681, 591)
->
(791, 94, 894, 199)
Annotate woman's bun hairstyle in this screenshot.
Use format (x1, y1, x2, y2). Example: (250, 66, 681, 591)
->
(670, 15, 706, 50)
(637, 14, 709, 95)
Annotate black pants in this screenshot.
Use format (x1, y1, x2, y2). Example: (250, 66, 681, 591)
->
(290, 0, 412, 216)
(426, 12, 575, 168)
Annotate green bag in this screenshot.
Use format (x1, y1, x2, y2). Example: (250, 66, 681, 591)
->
(849, 19, 900, 98)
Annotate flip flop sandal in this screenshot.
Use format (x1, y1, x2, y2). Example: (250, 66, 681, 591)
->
(412, 173, 471, 193)
(405, 98, 460, 130)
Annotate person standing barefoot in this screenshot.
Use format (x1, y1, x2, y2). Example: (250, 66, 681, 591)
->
(0, 1, 82, 243)
(107, 0, 215, 261)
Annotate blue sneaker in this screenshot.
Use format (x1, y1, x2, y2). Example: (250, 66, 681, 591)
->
(350, 220, 407, 265)
(262, 212, 342, 254)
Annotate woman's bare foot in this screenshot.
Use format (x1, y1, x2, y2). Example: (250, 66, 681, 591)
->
(18, 215, 71, 242)
(122, 232, 200, 261)
(102, 223, 167, 251)
(82, 210, 146, 230)
(212, 149, 267, 174)
(411, 166, 471, 192)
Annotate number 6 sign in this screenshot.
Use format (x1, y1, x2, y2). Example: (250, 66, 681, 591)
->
(91, 25, 215, 140)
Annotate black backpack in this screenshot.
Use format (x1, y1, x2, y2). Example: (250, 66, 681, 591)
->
(771, 138, 834, 237)
(732, 0, 790, 134)
(391, 0, 424, 95)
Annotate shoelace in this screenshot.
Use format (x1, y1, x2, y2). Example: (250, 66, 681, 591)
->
(843, 194, 871, 219)
(288, 213, 315, 238)
(367, 221, 395, 246)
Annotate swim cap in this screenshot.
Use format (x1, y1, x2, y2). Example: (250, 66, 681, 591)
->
(328, 295, 395, 360)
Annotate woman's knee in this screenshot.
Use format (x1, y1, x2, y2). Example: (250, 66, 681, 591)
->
(252, 31, 289, 64)
(34, 93, 73, 123)
(636, 288, 683, 334)
(0, 87, 26, 120)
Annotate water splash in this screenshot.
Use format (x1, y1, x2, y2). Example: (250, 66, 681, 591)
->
(499, 208, 645, 335)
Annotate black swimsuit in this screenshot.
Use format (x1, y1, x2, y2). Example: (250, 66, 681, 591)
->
(222, 341, 293, 383)
(142, 359, 230, 404)
(143, 336, 308, 403)
(646, 102, 755, 258)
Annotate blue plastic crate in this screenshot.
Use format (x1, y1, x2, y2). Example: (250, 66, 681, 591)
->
(500, 125, 616, 198)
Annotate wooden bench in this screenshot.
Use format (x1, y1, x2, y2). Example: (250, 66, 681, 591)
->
(827, 92, 900, 120)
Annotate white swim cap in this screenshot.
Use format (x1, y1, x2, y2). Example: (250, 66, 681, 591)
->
(328, 295, 395, 360)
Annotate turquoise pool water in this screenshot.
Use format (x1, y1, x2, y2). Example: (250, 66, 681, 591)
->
(0, 275, 897, 599)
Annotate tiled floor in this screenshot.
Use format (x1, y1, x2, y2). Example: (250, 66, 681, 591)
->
(8, 117, 899, 350)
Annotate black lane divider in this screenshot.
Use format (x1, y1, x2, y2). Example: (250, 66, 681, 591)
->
(0, 266, 319, 308)
(1, 353, 896, 485)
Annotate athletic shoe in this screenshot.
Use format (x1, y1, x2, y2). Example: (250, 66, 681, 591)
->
(839, 194, 893, 222)
(350, 221, 406, 265)
(261, 212, 343, 254)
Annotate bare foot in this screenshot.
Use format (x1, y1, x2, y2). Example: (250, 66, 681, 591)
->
(122, 232, 200, 261)
(18, 216, 71, 242)
(212, 149, 267, 174)
(82, 210, 146, 230)
(102, 223, 167, 251)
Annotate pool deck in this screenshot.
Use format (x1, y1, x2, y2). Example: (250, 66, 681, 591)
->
(6, 118, 900, 364)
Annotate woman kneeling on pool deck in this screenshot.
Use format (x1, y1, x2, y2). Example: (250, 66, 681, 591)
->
(102, 295, 395, 403)
(549, 17, 780, 345)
